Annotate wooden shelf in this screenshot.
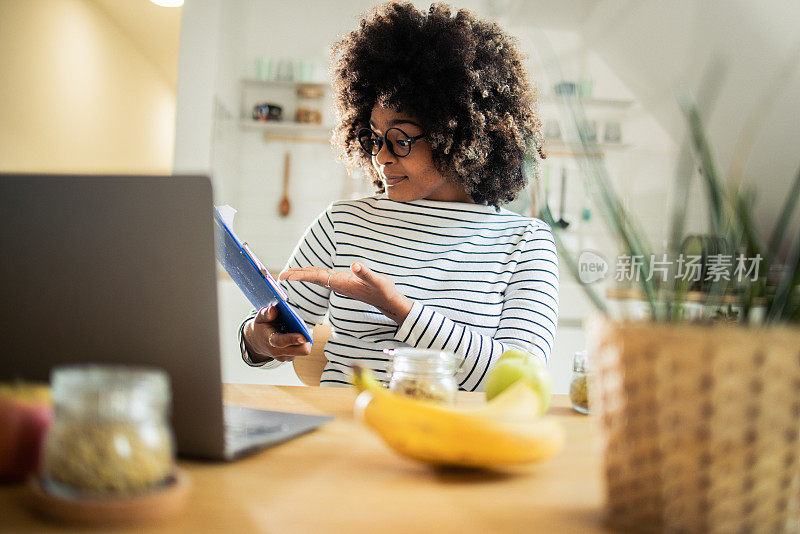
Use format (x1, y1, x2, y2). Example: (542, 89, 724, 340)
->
(239, 120, 332, 143)
(544, 139, 630, 157)
(540, 95, 635, 108)
(239, 120, 331, 133)
(240, 77, 332, 143)
(240, 78, 330, 91)
(547, 139, 630, 149)
(606, 287, 766, 306)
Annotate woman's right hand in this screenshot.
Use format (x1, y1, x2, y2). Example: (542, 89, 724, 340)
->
(242, 306, 311, 362)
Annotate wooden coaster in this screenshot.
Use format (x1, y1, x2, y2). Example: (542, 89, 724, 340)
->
(25, 469, 190, 526)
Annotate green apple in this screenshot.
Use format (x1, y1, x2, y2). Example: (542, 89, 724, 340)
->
(485, 350, 551, 414)
(496, 347, 546, 367)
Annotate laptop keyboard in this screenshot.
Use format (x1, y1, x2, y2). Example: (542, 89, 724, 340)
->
(224, 420, 284, 439)
(222, 405, 333, 459)
(224, 405, 285, 439)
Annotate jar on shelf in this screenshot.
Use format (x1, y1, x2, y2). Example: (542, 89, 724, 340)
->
(569, 350, 591, 414)
(41, 365, 175, 496)
(384, 349, 463, 404)
(295, 83, 324, 124)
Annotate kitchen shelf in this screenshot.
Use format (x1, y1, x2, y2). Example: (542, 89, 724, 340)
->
(238, 120, 332, 143)
(606, 287, 767, 306)
(544, 140, 631, 158)
(239, 120, 331, 133)
(547, 140, 630, 150)
(540, 95, 635, 108)
(240, 78, 331, 91)
(240, 77, 332, 143)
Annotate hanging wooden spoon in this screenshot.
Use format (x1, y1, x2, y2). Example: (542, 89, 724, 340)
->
(278, 151, 291, 217)
(556, 166, 570, 229)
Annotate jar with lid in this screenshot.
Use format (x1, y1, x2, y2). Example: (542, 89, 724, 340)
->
(41, 365, 175, 495)
(384, 349, 463, 404)
(295, 83, 324, 124)
(569, 350, 591, 414)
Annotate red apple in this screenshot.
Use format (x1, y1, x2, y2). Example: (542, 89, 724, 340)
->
(0, 384, 52, 483)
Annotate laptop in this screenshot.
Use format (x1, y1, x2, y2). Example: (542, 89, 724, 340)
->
(0, 173, 332, 460)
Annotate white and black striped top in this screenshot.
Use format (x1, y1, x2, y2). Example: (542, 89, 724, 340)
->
(240, 196, 559, 391)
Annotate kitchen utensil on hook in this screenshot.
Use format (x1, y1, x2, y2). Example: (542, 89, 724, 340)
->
(557, 166, 570, 229)
(278, 152, 291, 217)
(581, 184, 592, 222)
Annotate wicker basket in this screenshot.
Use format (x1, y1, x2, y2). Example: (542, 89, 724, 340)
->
(587, 319, 800, 533)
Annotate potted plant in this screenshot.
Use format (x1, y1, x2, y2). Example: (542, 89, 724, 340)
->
(530, 79, 800, 532)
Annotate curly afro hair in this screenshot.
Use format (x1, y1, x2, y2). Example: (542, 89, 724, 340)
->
(330, 2, 545, 208)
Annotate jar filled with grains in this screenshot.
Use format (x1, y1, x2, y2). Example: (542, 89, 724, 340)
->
(384, 349, 463, 404)
(41, 365, 175, 496)
(569, 350, 591, 414)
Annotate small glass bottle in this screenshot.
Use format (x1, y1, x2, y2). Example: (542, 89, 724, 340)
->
(569, 350, 591, 414)
(384, 349, 462, 404)
(42, 365, 175, 495)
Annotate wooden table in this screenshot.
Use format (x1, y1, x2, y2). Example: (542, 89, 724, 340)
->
(0, 386, 611, 533)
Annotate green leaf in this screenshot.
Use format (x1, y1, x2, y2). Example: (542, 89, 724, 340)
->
(734, 187, 764, 320)
(766, 166, 800, 264)
(678, 92, 728, 238)
(666, 142, 696, 321)
(558, 96, 659, 320)
(676, 93, 749, 321)
(538, 201, 609, 317)
(769, 240, 800, 321)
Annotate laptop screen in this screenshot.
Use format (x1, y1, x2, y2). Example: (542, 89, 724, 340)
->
(0, 174, 226, 458)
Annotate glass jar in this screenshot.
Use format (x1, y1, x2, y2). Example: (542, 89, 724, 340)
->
(384, 349, 462, 404)
(295, 84, 324, 124)
(569, 350, 591, 414)
(42, 365, 175, 496)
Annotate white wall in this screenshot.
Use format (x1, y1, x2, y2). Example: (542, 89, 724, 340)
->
(0, 0, 175, 174)
(173, 0, 224, 175)
(580, 0, 800, 244)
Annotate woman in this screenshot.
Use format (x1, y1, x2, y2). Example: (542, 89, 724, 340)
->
(240, 2, 558, 390)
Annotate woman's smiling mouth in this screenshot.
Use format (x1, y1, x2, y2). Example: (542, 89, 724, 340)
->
(383, 175, 407, 186)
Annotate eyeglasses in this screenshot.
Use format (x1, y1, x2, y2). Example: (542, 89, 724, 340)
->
(357, 127, 425, 158)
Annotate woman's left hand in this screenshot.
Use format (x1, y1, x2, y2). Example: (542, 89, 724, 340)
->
(279, 263, 413, 325)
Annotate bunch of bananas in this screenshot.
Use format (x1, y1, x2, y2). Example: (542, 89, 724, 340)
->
(352, 366, 564, 468)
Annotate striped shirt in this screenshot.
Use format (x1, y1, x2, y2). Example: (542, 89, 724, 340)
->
(240, 196, 559, 391)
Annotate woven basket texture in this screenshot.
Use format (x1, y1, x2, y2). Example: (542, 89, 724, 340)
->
(588, 320, 800, 533)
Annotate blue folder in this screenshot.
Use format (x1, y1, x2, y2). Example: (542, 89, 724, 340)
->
(213, 207, 312, 344)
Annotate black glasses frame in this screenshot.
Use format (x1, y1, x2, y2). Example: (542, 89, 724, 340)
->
(357, 127, 425, 158)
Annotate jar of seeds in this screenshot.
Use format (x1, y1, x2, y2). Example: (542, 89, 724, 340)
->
(384, 349, 462, 404)
(41, 365, 175, 496)
(569, 350, 591, 414)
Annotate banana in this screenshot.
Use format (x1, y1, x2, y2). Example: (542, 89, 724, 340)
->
(352, 366, 565, 468)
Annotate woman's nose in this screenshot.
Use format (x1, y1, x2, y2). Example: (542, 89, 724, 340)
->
(374, 139, 396, 166)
